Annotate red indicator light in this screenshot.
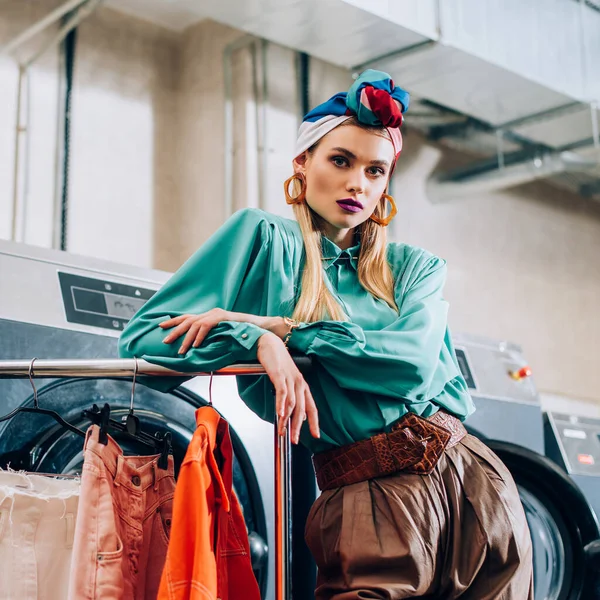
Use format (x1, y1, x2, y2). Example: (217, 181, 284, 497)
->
(509, 366, 533, 381)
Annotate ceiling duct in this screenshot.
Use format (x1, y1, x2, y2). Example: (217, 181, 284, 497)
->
(426, 149, 600, 201)
(178, 0, 600, 130)
(111, 0, 600, 199)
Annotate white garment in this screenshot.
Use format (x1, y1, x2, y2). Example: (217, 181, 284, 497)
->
(0, 471, 80, 600)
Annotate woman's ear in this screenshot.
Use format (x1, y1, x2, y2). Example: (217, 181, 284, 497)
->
(293, 151, 309, 174)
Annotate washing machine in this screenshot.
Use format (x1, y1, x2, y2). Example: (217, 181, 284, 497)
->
(0, 239, 276, 599)
(454, 333, 600, 599)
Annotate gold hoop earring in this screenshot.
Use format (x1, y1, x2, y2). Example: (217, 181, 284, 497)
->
(370, 194, 397, 227)
(284, 173, 306, 205)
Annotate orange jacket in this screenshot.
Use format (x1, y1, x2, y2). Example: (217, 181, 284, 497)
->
(158, 406, 261, 600)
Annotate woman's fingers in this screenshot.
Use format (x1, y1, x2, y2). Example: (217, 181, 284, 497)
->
(274, 380, 289, 437)
(289, 385, 320, 443)
(280, 380, 296, 437)
(159, 315, 189, 329)
(163, 313, 224, 347)
(305, 389, 320, 439)
(178, 321, 204, 354)
(282, 381, 320, 444)
(290, 383, 306, 444)
(162, 318, 195, 343)
(256, 334, 319, 443)
(192, 325, 211, 349)
(274, 376, 297, 438)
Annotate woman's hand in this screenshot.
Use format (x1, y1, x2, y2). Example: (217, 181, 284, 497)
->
(257, 333, 320, 444)
(161, 312, 319, 444)
(160, 309, 290, 352)
(160, 308, 233, 354)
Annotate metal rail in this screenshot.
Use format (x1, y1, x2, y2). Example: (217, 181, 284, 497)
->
(0, 357, 300, 600)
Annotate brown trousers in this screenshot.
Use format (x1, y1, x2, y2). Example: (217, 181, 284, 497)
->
(305, 435, 534, 600)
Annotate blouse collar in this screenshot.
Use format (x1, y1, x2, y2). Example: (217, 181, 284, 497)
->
(321, 236, 360, 271)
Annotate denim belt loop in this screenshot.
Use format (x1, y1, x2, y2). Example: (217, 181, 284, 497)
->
(153, 460, 160, 492)
(83, 426, 95, 452)
(65, 512, 75, 548)
(114, 454, 124, 487)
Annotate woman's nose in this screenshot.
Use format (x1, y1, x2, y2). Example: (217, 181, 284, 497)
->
(346, 171, 366, 193)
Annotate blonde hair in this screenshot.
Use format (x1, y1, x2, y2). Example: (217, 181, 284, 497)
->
(291, 118, 398, 322)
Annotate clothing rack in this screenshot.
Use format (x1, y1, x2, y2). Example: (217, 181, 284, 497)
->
(0, 357, 309, 600)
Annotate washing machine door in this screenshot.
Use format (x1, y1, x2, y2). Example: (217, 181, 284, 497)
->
(0, 377, 269, 594)
(486, 440, 600, 600)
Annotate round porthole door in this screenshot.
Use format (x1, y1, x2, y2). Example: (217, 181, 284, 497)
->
(486, 440, 600, 600)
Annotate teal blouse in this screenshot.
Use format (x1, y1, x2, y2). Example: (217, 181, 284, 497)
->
(118, 208, 475, 453)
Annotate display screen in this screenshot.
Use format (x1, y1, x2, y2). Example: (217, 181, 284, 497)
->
(59, 271, 156, 331)
(72, 287, 146, 320)
(455, 348, 477, 390)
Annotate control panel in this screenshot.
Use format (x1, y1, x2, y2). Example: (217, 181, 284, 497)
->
(455, 348, 476, 390)
(58, 271, 155, 332)
(546, 412, 600, 477)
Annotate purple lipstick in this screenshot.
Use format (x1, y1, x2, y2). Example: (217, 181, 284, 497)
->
(336, 198, 364, 213)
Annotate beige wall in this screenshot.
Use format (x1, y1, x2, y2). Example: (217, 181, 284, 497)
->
(68, 7, 180, 268)
(167, 21, 298, 270)
(391, 134, 600, 403)
(1, 3, 599, 405)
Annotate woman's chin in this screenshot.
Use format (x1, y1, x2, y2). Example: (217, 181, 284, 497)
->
(309, 205, 369, 232)
(329, 213, 367, 229)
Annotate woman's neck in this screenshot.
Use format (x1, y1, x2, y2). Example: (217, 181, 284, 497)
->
(321, 225, 356, 250)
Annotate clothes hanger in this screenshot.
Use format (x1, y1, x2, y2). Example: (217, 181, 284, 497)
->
(81, 358, 172, 469)
(82, 404, 172, 470)
(122, 357, 141, 435)
(0, 358, 86, 438)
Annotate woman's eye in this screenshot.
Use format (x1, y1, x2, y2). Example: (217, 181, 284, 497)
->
(368, 167, 385, 177)
(332, 156, 348, 167)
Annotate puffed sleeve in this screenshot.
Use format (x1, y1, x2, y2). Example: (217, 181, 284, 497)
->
(287, 250, 467, 408)
(118, 208, 272, 393)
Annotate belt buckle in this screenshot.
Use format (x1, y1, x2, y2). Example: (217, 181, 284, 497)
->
(392, 413, 452, 476)
(371, 430, 425, 475)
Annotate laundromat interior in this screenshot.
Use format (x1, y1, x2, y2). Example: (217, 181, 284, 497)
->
(1, 1, 600, 599)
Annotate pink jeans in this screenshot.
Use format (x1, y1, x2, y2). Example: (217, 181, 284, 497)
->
(68, 425, 176, 600)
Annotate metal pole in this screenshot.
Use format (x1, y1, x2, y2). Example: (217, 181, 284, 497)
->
(11, 66, 27, 241)
(258, 39, 268, 211)
(275, 415, 292, 600)
(0, 357, 314, 378)
(223, 35, 257, 220)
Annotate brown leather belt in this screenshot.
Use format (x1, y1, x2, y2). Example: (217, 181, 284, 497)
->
(312, 411, 467, 491)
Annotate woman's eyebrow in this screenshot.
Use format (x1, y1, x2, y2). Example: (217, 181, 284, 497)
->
(331, 147, 390, 168)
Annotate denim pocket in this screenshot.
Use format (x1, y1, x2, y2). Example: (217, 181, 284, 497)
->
(146, 501, 172, 592)
(95, 534, 124, 598)
(154, 502, 173, 548)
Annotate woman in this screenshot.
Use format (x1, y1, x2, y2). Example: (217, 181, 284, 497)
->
(119, 70, 534, 599)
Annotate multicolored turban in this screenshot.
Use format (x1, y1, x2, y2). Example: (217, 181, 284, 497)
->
(295, 69, 410, 159)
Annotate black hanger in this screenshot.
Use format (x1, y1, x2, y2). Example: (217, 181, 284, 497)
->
(0, 358, 86, 438)
(82, 403, 172, 470)
(156, 431, 172, 470)
(81, 359, 172, 469)
(122, 357, 141, 436)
